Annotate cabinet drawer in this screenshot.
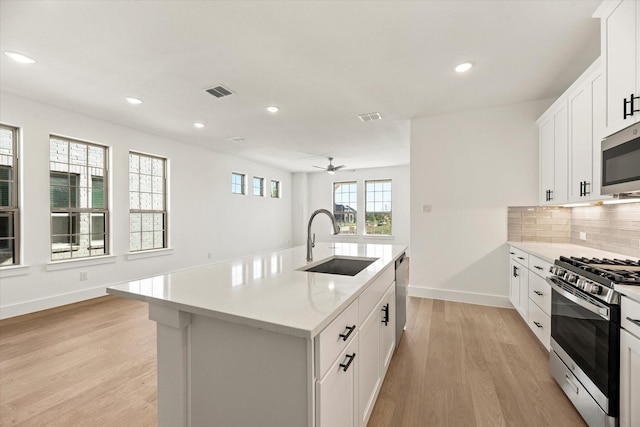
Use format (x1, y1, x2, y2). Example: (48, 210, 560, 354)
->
(528, 299, 551, 350)
(316, 300, 359, 379)
(509, 246, 528, 266)
(359, 266, 394, 325)
(622, 296, 640, 339)
(529, 255, 553, 279)
(529, 273, 552, 316)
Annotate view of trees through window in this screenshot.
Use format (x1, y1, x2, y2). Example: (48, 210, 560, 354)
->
(365, 179, 392, 235)
(0, 125, 18, 266)
(333, 181, 357, 234)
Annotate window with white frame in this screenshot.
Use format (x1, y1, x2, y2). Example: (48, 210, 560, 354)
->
(232, 172, 245, 194)
(270, 180, 280, 198)
(49, 136, 108, 260)
(253, 176, 264, 196)
(0, 125, 19, 266)
(365, 179, 392, 235)
(129, 152, 167, 252)
(333, 181, 357, 235)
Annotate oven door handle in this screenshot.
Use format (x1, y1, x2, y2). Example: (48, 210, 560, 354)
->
(546, 277, 610, 320)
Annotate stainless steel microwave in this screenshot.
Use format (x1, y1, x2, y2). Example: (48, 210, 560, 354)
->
(601, 123, 640, 195)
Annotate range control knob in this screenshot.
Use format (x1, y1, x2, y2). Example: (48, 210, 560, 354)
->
(588, 284, 602, 295)
(564, 273, 578, 283)
(576, 278, 588, 290)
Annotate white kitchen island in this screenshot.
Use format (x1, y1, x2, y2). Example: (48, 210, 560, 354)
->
(107, 242, 407, 427)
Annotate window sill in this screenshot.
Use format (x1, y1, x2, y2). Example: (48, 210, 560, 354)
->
(332, 234, 359, 239)
(46, 255, 117, 271)
(127, 248, 173, 261)
(0, 265, 30, 278)
(362, 234, 394, 240)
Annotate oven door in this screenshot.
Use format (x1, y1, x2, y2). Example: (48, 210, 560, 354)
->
(548, 277, 619, 415)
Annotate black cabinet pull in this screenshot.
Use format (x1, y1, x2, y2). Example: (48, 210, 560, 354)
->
(339, 325, 356, 341)
(517, 256, 525, 260)
(626, 317, 640, 328)
(580, 181, 584, 197)
(509, 252, 515, 255)
(534, 290, 544, 296)
(545, 189, 553, 202)
(534, 265, 543, 270)
(533, 321, 543, 328)
(584, 181, 590, 196)
(624, 94, 640, 119)
(381, 303, 390, 326)
(339, 353, 356, 372)
(513, 266, 519, 278)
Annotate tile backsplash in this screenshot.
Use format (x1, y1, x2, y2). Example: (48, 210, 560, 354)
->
(508, 203, 640, 258)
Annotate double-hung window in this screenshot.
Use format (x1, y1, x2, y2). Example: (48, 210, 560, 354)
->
(232, 173, 245, 194)
(0, 125, 19, 266)
(365, 179, 392, 235)
(49, 136, 108, 260)
(253, 177, 264, 196)
(270, 180, 280, 198)
(129, 152, 167, 252)
(333, 181, 357, 235)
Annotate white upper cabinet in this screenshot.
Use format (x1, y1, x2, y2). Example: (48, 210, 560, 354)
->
(597, 0, 640, 136)
(538, 100, 568, 205)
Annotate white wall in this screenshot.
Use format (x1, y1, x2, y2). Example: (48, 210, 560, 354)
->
(409, 99, 551, 307)
(292, 165, 410, 249)
(0, 92, 293, 318)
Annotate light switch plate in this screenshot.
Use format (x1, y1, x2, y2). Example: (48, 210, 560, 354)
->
(579, 232, 587, 241)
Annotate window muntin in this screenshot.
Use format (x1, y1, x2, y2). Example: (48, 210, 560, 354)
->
(129, 152, 167, 252)
(0, 125, 19, 266)
(253, 177, 264, 196)
(232, 172, 245, 194)
(333, 181, 357, 235)
(270, 180, 280, 198)
(365, 179, 392, 235)
(49, 136, 108, 260)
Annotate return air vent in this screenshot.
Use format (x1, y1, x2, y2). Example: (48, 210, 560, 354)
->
(358, 112, 382, 122)
(206, 85, 234, 98)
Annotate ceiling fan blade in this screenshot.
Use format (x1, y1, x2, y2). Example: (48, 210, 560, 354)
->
(334, 165, 345, 170)
(313, 165, 326, 170)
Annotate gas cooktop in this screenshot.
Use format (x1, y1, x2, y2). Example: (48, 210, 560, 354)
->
(562, 256, 640, 285)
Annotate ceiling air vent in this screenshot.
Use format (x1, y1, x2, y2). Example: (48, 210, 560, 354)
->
(358, 112, 382, 122)
(206, 85, 234, 98)
(226, 136, 246, 143)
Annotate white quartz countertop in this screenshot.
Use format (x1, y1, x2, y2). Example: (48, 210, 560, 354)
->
(107, 242, 407, 339)
(508, 241, 640, 303)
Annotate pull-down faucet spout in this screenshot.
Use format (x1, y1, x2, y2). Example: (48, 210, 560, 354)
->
(306, 209, 340, 261)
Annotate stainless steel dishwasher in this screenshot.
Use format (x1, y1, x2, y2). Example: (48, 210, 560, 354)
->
(395, 252, 407, 346)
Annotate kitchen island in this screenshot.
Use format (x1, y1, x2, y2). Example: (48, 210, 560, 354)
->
(108, 242, 407, 427)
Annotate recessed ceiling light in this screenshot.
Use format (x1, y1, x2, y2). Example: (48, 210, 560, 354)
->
(4, 51, 35, 64)
(125, 97, 143, 105)
(455, 62, 474, 73)
(194, 122, 205, 129)
(266, 106, 279, 113)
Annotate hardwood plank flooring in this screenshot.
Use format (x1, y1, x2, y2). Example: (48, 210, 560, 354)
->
(0, 295, 587, 426)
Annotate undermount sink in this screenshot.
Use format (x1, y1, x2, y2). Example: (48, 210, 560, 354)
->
(299, 256, 378, 276)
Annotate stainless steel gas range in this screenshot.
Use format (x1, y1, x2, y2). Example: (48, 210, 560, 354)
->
(547, 256, 640, 427)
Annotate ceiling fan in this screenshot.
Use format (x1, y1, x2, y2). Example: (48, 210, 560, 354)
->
(313, 157, 345, 175)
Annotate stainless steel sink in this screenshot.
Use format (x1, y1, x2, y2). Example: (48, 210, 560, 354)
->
(299, 256, 378, 276)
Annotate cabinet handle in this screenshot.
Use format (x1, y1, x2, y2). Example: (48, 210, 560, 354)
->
(534, 290, 544, 296)
(565, 374, 579, 395)
(533, 321, 543, 328)
(339, 325, 356, 341)
(517, 256, 525, 260)
(623, 94, 640, 119)
(513, 266, 519, 278)
(579, 181, 584, 197)
(509, 252, 515, 255)
(534, 266, 543, 270)
(381, 303, 390, 326)
(339, 353, 356, 372)
(626, 317, 640, 328)
(546, 189, 553, 202)
(580, 181, 590, 197)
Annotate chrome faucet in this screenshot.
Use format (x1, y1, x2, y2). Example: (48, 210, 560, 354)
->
(307, 209, 340, 261)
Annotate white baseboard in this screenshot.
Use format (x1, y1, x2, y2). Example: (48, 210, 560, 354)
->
(408, 285, 512, 308)
(0, 285, 108, 319)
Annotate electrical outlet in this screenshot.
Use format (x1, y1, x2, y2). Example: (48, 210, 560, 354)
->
(579, 232, 587, 241)
(80, 272, 88, 281)
(422, 204, 432, 213)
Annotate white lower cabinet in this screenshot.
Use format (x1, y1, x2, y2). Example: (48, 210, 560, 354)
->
(620, 296, 640, 427)
(317, 336, 359, 427)
(509, 248, 529, 321)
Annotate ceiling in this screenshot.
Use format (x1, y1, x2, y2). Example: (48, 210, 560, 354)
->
(0, 0, 601, 173)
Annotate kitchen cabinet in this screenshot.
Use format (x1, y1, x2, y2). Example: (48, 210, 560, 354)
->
(620, 296, 640, 427)
(538, 101, 568, 205)
(509, 247, 529, 320)
(596, 0, 640, 136)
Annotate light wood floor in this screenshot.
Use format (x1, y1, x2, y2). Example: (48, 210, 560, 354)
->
(0, 296, 586, 426)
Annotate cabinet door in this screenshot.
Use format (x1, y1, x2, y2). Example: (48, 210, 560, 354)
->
(620, 329, 640, 427)
(358, 306, 380, 427)
(317, 336, 358, 427)
(591, 72, 611, 201)
(509, 259, 521, 311)
(380, 287, 396, 375)
(605, 0, 637, 135)
(553, 104, 568, 205)
(569, 85, 593, 202)
(539, 117, 555, 205)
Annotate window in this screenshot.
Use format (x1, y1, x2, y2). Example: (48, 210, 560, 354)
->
(253, 177, 264, 196)
(129, 152, 167, 252)
(232, 172, 245, 194)
(270, 180, 280, 198)
(365, 179, 392, 235)
(333, 181, 357, 235)
(0, 125, 19, 266)
(49, 136, 108, 260)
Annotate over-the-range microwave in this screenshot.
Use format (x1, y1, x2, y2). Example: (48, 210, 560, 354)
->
(601, 122, 640, 195)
